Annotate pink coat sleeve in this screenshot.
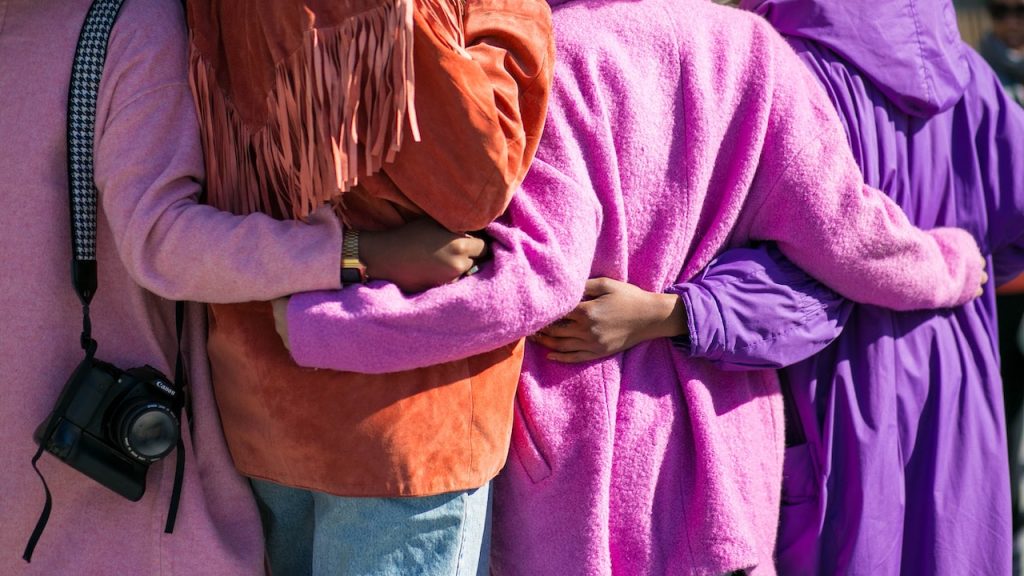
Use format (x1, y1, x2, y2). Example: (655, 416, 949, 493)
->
(285, 156, 602, 373)
(737, 32, 983, 311)
(92, 7, 342, 303)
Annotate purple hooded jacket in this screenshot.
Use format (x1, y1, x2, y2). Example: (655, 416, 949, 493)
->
(673, 0, 1024, 573)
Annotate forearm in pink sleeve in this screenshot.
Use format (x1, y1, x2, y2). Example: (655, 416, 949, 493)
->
(746, 128, 982, 311)
(740, 37, 982, 310)
(286, 162, 601, 373)
(95, 84, 343, 303)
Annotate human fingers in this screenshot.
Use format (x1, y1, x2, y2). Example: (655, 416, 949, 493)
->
(546, 350, 603, 364)
(538, 304, 594, 337)
(271, 297, 291, 351)
(976, 270, 989, 298)
(584, 277, 618, 299)
(561, 303, 595, 326)
(529, 332, 591, 353)
(537, 318, 588, 339)
(455, 235, 488, 259)
(453, 261, 475, 278)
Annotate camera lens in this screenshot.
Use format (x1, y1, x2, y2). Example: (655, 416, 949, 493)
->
(115, 402, 179, 462)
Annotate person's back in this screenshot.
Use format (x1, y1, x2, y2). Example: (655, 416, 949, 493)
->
(0, 0, 318, 571)
(3, 0, 503, 573)
(185, 1, 554, 573)
(267, 1, 995, 572)
(188, 0, 554, 504)
(738, 0, 1024, 573)
(487, 0, 985, 573)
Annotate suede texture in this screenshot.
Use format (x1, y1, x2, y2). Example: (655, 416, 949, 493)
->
(189, 0, 400, 124)
(209, 302, 523, 496)
(202, 0, 553, 497)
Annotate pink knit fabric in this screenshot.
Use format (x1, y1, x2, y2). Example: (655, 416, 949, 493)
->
(493, 3, 979, 574)
(0, 0, 342, 573)
(284, 1, 981, 574)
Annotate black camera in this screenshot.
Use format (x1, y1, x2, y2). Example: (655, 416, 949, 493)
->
(34, 357, 181, 501)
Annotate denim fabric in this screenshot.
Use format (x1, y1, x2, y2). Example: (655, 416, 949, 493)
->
(251, 479, 492, 576)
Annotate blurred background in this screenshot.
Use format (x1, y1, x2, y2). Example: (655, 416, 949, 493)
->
(957, 0, 994, 46)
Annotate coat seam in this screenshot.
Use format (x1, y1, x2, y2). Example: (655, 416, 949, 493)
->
(662, 3, 698, 570)
(907, 0, 937, 107)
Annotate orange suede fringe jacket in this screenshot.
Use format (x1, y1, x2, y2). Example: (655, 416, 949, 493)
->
(187, 0, 554, 497)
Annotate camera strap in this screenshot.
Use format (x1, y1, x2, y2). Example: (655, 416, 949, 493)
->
(166, 299, 188, 533)
(24, 0, 188, 561)
(23, 0, 126, 561)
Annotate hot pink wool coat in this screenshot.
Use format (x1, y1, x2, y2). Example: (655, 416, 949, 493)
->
(283, 1, 983, 574)
(0, 0, 343, 572)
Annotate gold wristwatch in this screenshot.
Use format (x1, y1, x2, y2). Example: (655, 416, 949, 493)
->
(341, 229, 367, 284)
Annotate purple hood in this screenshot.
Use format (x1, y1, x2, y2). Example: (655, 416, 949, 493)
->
(738, 0, 969, 116)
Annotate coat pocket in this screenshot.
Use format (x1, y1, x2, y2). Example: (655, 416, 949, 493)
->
(511, 392, 552, 483)
(781, 442, 818, 505)
(776, 443, 822, 575)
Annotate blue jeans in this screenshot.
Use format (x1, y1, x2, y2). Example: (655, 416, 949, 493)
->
(251, 479, 492, 576)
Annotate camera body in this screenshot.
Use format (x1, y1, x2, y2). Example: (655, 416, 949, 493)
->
(34, 357, 181, 501)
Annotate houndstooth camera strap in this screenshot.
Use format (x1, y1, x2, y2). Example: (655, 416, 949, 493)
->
(68, 0, 125, 265)
(24, 0, 188, 563)
(67, 0, 127, 356)
(65, 0, 189, 534)
(23, 0, 127, 563)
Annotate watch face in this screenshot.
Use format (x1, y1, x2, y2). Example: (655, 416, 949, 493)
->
(341, 268, 364, 284)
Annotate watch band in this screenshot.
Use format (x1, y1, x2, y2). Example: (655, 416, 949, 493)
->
(341, 229, 367, 284)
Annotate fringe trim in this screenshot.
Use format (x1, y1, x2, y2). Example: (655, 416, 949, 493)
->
(190, 0, 465, 218)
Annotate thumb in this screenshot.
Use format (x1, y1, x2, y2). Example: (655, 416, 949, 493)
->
(271, 298, 291, 351)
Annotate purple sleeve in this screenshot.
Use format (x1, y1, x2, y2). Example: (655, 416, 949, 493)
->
(668, 245, 850, 371)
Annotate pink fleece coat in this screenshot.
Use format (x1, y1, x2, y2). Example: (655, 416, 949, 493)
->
(285, 1, 982, 574)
